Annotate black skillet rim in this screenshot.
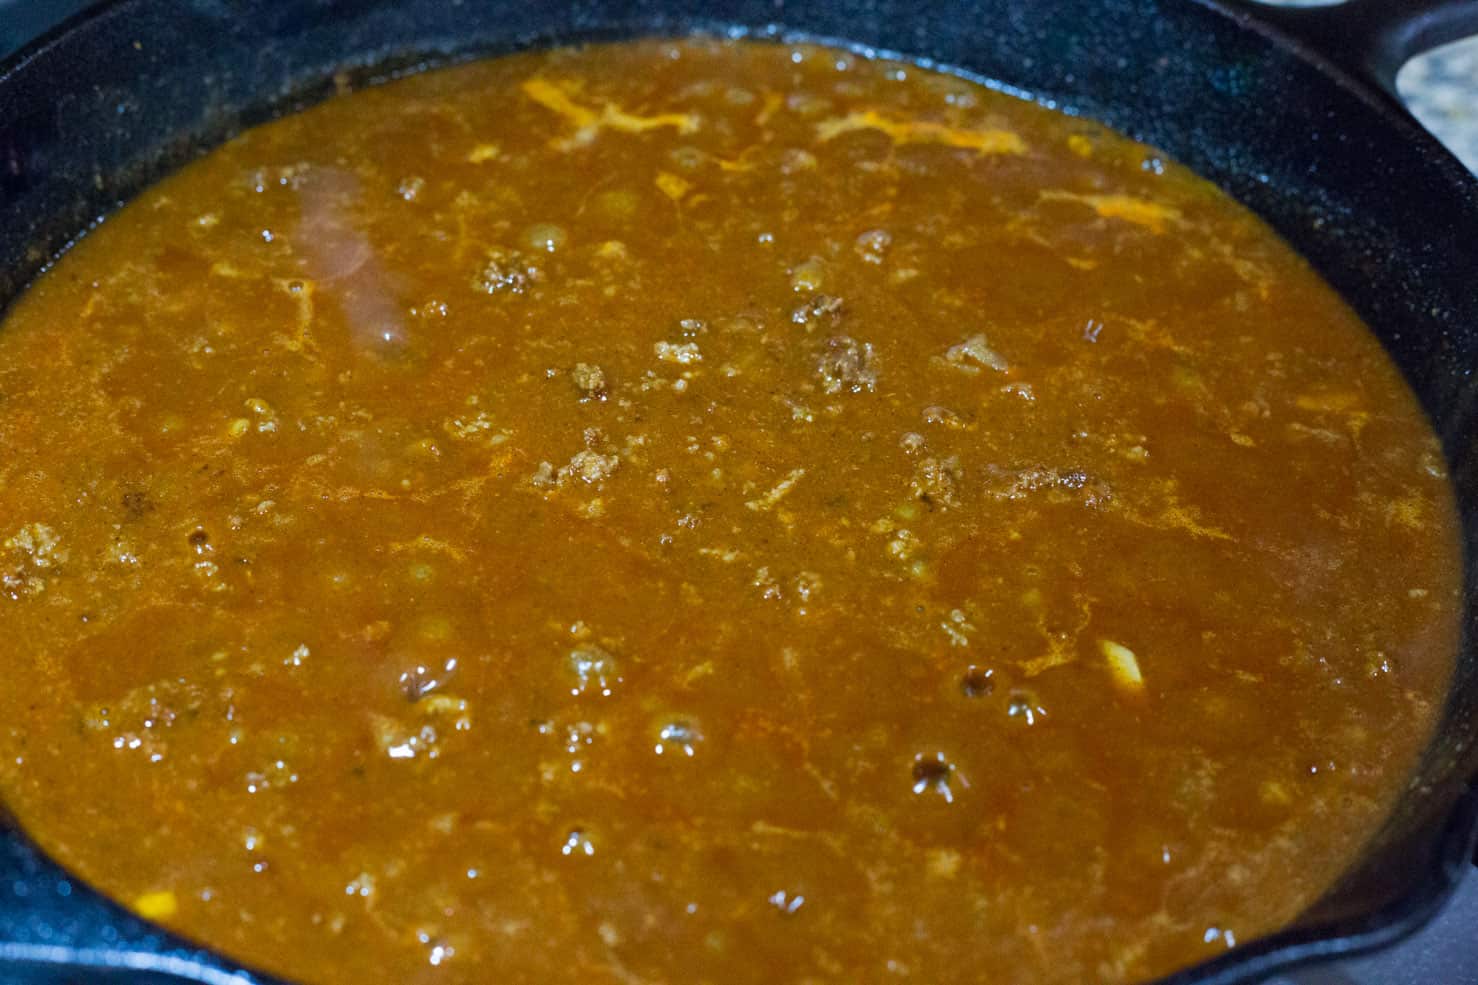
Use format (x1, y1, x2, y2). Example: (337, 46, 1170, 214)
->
(0, 0, 1475, 982)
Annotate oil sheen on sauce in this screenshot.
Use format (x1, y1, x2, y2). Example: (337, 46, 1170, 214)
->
(0, 38, 1461, 985)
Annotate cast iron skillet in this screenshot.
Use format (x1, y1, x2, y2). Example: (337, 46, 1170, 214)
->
(1, 0, 1476, 982)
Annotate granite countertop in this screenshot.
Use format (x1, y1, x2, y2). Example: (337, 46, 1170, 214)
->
(1399, 37, 1478, 173)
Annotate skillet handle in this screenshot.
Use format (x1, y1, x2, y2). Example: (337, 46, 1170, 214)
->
(1221, 0, 1478, 100)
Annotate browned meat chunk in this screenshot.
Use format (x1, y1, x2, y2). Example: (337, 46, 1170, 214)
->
(791, 293, 844, 328)
(912, 456, 962, 510)
(572, 362, 608, 400)
(817, 335, 877, 394)
(473, 247, 543, 295)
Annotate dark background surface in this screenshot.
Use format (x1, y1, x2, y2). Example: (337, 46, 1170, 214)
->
(0, 1, 1474, 982)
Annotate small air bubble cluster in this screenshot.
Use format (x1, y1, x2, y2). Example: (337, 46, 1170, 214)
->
(911, 752, 962, 803)
(564, 721, 595, 773)
(768, 889, 805, 914)
(1202, 926, 1237, 948)
(399, 657, 458, 701)
(561, 828, 595, 857)
(568, 644, 620, 697)
(1007, 690, 1045, 726)
(654, 719, 702, 757)
(416, 929, 455, 967)
(524, 222, 568, 254)
(960, 666, 995, 698)
(853, 228, 892, 265)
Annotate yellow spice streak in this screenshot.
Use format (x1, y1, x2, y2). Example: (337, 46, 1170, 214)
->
(815, 110, 1026, 155)
(1295, 390, 1363, 413)
(1099, 640, 1146, 691)
(273, 277, 316, 354)
(1016, 594, 1091, 678)
(655, 171, 692, 201)
(521, 77, 599, 128)
(1016, 646, 1077, 679)
(134, 890, 178, 921)
(1385, 493, 1429, 531)
(521, 77, 699, 146)
(1150, 504, 1234, 542)
(713, 149, 758, 172)
(754, 90, 784, 126)
(466, 143, 501, 163)
(388, 535, 470, 562)
(1041, 191, 1182, 233)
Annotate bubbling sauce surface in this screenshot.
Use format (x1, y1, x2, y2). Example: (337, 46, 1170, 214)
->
(0, 38, 1461, 985)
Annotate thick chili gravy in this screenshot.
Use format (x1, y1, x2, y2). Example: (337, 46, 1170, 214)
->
(0, 38, 1461, 985)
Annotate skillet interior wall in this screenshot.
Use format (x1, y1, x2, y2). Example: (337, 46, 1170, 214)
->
(1, 0, 1475, 935)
